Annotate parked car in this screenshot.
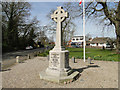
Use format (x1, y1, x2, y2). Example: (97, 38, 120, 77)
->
(25, 46, 33, 50)
(106, 44, 111, 48)
(71, 45, 80, 48)
(106, 44, 114, 48)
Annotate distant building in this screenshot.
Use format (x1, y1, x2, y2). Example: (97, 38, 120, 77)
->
(71, 36, 84, 42)
(71, 36, 85, 46)
(67, 36, 93, 47)
(67, 36, 88, 47)
(90, 37, 112, 48)
(86, 38, 93, 46)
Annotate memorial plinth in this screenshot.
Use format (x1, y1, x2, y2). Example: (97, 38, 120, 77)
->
(40, 6, 79, 83)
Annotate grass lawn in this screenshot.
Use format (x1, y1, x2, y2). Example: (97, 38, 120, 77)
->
(38, 48, 119, 61)
(67, 48, 119, 61)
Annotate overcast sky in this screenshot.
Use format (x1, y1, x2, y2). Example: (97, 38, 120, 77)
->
(29, 2, 116, 39)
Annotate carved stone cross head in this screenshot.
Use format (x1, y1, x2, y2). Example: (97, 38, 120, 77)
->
(51, 6, 68, 22)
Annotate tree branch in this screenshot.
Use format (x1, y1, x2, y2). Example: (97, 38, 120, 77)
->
(94, 8, 103, 11)
(97, 1, 116, 25)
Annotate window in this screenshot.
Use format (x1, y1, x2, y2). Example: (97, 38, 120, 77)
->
(80, 38, 83, 40)
(76, 38, 79, 40)
(72, 39, 75, 41)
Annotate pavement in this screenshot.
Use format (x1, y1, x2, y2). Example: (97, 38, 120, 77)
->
(1, 57, 118, 88)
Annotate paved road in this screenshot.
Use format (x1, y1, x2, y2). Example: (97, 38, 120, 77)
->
(2, 48, 45, 61)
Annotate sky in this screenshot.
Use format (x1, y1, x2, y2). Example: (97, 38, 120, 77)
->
(29, 2, 116, 39)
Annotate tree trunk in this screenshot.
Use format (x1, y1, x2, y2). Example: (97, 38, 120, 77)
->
(115, 1, 120, 54)
(115, 22, 120, 54)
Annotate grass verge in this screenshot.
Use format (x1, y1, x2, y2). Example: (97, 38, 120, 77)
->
(38, 48, 119, 61)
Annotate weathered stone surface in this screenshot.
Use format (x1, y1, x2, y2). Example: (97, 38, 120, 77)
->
(45, 50, 70, 77)
(40, 6, 79, 83)
(51, 6, 68, 51)
(40, 70, 79, 83)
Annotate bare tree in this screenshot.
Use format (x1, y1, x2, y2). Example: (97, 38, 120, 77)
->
(86, 33, 92, 41)
(35, 26, 50, 46)
(65, 1, 120, 53)
(46, 2, 82, 47)
(84, 1, 120, 53)
(2, 2, 40, 51)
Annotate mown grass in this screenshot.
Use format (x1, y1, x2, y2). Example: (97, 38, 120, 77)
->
(38, 48, 119, 61)
(67, 48, 119, 61)
(38, 50, 50, 57)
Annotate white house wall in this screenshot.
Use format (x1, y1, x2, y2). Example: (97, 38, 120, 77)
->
(90, 43, 107, 47)
(71, 37, 84, 43)
(98, 43, 106, 47)
(90, 44, 96, 46)
(71, 40, 84, 43)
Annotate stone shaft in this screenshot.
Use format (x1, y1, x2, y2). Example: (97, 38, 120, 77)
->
(40, 6, 79, 83)
(51, 6, 68, 51)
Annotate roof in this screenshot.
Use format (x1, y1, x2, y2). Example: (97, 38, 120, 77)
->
(73, 36, 83, 38)
(91, 37, 111, 43)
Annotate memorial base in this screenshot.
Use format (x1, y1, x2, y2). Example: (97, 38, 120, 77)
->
(40, 70, 80, 83)
(40, 49, 80, 83)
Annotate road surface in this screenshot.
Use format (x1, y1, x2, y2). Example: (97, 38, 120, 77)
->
(2, 48, 45, 61)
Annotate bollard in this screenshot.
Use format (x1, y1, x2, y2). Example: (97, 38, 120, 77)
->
(16, 56, 19, 63)
(47, 55, 49, 61)
(0, 62, 1, 71)
(72, 57, 75, 63)
(28, 54, 30, 59)
(88, 57, 91, 64)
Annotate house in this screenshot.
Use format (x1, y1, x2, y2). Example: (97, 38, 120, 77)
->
(71, 36, 85, 46)
(67, 36, 93, 48)
(86, 38, 93, 46)
(90, 37, 112, 48)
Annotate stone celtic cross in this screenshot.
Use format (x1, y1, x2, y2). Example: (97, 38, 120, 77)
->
(40, 6, 79, 83)
(51, 6, 68, 51)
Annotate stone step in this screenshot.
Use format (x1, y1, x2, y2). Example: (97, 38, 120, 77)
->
(40, 70, 80, 83)
(66, 69, 74, 76)
(60, 71, 80, 83)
